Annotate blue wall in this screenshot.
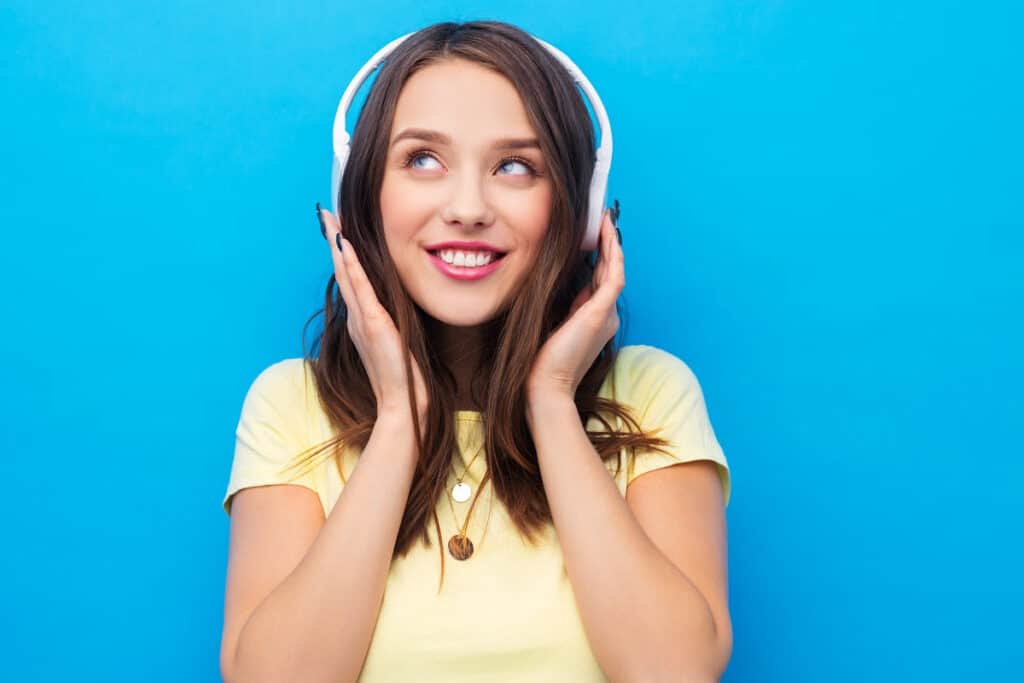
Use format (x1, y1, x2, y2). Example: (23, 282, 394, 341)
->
(2, 1, 1020, 680)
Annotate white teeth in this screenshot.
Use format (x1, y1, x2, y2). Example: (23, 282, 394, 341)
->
(436, 250, 497, 267)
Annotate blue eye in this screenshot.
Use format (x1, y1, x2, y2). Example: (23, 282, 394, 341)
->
(406, 152, 441, 170)
(402, 149, 540, 177)
(497, 158, 536, 176)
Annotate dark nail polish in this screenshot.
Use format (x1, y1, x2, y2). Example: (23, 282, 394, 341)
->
(610, 199, 622, 244)
(335, 232, 344, 253)
(316, 202, 326, 239)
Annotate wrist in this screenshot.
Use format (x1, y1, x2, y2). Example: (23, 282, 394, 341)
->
(377, 404, 428, 434)
(526, 386, 575, 409)
(379, 397, 427, 417)
(525, 390, 576, 429)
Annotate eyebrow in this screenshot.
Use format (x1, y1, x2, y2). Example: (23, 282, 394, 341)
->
(390, 127, 541, 151)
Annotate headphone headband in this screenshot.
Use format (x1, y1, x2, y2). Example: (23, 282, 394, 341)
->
(331, 30, 613, 251)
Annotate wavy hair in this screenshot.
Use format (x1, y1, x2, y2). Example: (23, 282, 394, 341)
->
(285, 20, 675, 593)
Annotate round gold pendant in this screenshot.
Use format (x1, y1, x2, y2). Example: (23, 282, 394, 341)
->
(448, 534, 474, 560)
(451, 482, 472, 503)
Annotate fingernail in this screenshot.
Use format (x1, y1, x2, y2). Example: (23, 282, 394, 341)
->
(316, 202, 326, 239)
(335, 232, 344, 253)
(611, 199, 622, 245)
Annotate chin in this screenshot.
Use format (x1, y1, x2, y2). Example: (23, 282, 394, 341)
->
(420, 304, 503, 328)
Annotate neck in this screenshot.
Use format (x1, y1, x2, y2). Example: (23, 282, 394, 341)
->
(428, 318, 486, 410)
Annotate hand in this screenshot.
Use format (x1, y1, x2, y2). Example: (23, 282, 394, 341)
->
(317, 205, 429, 420)
(526, 207, 625, 401)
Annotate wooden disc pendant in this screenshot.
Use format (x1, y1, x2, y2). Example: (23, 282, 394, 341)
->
(451, 481, 472, 503)
(448, 534, 474, 560)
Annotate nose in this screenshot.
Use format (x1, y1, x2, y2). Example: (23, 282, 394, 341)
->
(439, 172, 495, 228)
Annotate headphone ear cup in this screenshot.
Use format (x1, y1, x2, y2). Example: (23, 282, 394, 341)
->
(583, 151, 611, 251)
(330, 157, 342, 216)
(331, 144, 351, 217)
(331, 31, 612, 251)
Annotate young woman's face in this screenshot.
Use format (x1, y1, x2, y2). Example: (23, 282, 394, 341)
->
(380, 58, 553, 327)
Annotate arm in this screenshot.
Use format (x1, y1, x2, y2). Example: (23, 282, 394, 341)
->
(526, 395, 728, 683)
(224, 408, 421, 683)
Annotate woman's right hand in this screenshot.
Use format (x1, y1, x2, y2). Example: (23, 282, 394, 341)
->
(317, 205, 429, 421)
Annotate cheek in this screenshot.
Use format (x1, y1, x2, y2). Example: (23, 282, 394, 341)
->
(379, 174, 430, 239)
(509, 185, 552, 246)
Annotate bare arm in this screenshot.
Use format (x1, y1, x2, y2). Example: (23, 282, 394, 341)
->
(222, 409, 421, 683)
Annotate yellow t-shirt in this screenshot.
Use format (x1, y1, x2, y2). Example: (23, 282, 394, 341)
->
(222, 343, 731, 681)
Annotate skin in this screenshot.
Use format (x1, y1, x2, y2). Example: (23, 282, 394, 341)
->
(377, 58, 554, 409)
(316, 64, 727, 680)
(319, 56, 620, 412)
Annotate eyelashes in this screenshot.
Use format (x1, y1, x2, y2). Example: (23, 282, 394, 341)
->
(400, 148, 542, 177)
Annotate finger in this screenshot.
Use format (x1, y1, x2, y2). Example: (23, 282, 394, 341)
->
(610, 207, 625, 277)
(335, 230, 384, 322)
(593, 211, 624, 304)
(591, 211, 606, 288)
(593, 209, 613, 287)
(607, 209, 625, 289)
(320, 208, 362, 321)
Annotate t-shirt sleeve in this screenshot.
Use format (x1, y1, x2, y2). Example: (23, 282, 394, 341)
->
(222, 359, 319, 517)
(626, 346, 732, 507)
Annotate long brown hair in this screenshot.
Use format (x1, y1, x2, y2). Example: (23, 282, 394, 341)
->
(286, 20, 675, 592)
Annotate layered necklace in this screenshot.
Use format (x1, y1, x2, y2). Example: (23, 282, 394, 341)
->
(445, 441, 490, 560)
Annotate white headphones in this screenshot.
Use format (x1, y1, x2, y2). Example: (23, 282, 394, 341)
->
(330, 30, 614, 252)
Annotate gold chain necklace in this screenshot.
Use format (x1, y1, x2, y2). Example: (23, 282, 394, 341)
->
(445, 441, 488, 560)
(451, 442, 484, 502)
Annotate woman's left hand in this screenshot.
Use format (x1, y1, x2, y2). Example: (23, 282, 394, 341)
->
(526, 206, 624, 402)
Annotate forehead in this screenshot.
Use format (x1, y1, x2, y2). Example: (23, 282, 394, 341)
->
(390, 59, 537, 146)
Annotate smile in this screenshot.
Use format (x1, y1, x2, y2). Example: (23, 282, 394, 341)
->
(426, 249, 507, 281)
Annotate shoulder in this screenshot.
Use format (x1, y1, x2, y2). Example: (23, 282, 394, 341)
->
(248, 357, 313, 391)
(225, 358, 323, 516)
(243, 357, 318, 407)
(238, 357, 320, 432)
(615, 343, 692, 370)
(613, 344, 701, 396)
(613, 345, 731, 504)
(610, 344, 714, 433)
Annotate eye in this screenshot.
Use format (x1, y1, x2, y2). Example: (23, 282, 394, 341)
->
(403, 150, 442, 171)
(401, 149, 540, 177)
(496, 156, 538, 176)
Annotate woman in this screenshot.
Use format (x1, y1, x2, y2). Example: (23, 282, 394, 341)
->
(220, 20, 732, 683)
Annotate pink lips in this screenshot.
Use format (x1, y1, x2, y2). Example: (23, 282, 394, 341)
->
(426, 249, 505, 281)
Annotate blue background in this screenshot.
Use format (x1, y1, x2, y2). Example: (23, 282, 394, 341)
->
(2, 1, 1021, 681)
